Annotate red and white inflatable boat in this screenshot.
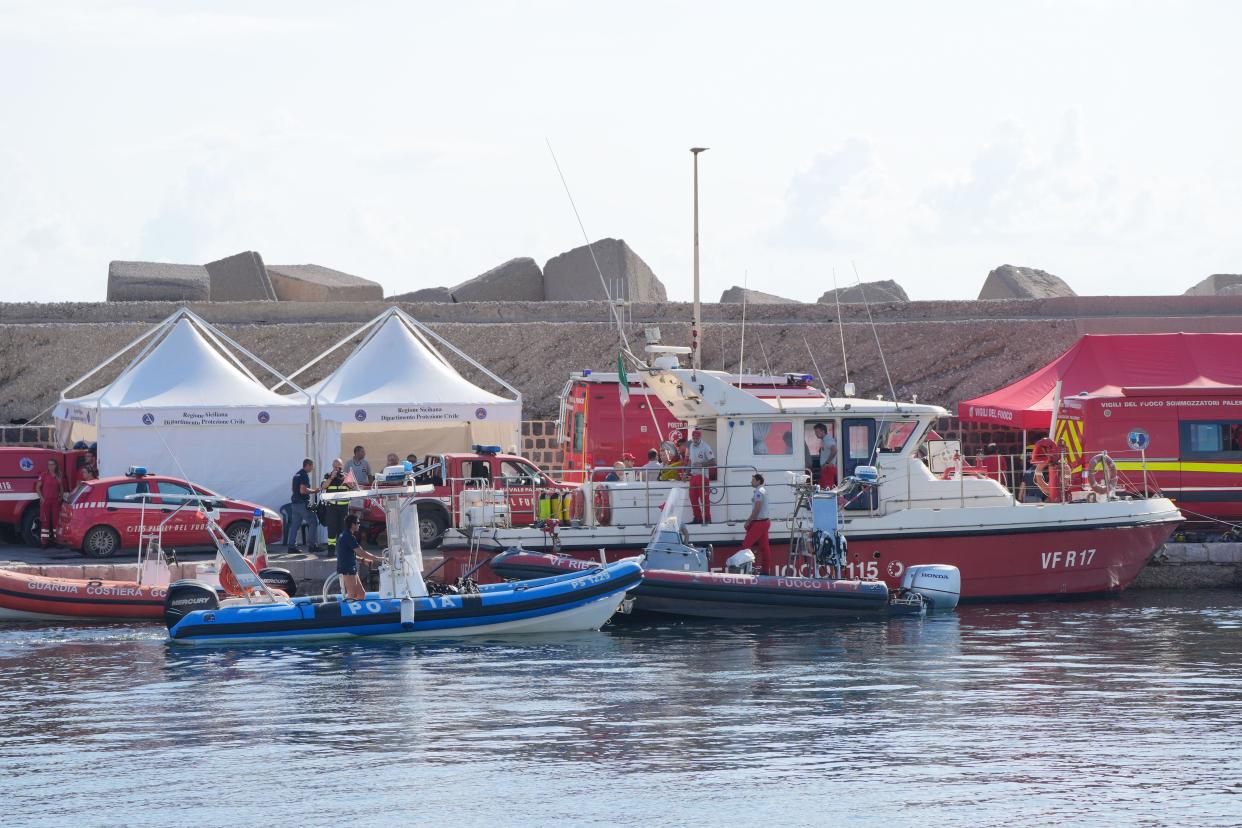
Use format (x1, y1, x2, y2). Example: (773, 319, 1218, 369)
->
(0, 568, 166, 621)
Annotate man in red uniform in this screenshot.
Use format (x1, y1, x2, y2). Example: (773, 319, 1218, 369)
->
(35, 458, 64, 547)
(742, 473, 772, 574)
(686, 428, 715, 524)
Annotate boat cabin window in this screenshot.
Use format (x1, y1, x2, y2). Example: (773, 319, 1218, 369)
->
(845, 422, 873, 461)
(752, 421, 794, 456)
(1180, 421, 1242, 458)
(877, 420, 919, 453)
(500, 460, 543, 487)
(106, 481, 150, 502)
(803, 421, 838, 467)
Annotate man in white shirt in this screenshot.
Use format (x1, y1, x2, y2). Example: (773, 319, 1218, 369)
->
(639, 448, 663, 481)
(813, 423, 838, 488)
(686, 428, 715, 523)
(742, 473, 772, 574)
(344, 444, 373, 488)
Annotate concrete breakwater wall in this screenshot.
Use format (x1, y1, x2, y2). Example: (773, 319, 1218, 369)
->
(5, 295, 1242, 424)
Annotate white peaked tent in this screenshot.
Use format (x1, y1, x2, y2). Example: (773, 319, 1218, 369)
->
(287, 307, 521, 470)
(54, 309, 311, 509)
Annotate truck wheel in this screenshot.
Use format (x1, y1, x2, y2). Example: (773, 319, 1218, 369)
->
(19, 507, 40, 547)
(82, 526, 121, 558)
(419, 509, 448, 550)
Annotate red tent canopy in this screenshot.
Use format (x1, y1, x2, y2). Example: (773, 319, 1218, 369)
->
(958, 333, 1242, 430)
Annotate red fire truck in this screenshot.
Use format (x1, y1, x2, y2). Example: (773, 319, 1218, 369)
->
(351, 449, 574, 549)
(0, 447, 94, 545)
(1056, 387, 1242, 524)
(557, 370, 823, 481)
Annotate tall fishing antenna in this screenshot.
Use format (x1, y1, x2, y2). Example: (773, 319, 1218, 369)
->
(754, 330, 785, 411)
(852, 261, 898, 405)
(546, 139, 633, 357)
(832, 267, 850, 387)
(802, 335, 834, 410)
(737, 270, 748, 384)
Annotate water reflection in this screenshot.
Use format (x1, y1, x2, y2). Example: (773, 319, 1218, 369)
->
(0, 591, 1240, 827)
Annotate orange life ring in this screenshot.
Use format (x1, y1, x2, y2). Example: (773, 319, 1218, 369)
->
(219, 557, 260, 597)
(593, 486, 611, 526)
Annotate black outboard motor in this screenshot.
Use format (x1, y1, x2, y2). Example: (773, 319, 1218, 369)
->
(164, 579, 219, 630)
(259, 567, 298, 596)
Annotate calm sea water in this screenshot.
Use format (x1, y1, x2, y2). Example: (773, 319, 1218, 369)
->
(1, 591, 1241, 828)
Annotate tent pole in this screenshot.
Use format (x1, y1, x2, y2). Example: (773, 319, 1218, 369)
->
(179, 308, 306, 395)
(396, 308, 522, 403)
(275, 306, 399, 392)
(57, 306, 186, 401)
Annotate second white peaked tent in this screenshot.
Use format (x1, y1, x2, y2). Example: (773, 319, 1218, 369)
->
(298, 307, 521, 470)
(53, 309, 311, 509)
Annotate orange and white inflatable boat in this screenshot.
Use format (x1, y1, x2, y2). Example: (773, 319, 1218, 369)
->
(0, 567, 166, 621)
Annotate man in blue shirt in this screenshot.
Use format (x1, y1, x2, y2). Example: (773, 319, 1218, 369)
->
(337, 514, 383, 600)
(288, 458, 325, 554)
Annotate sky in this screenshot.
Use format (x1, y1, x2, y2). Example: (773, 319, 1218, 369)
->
(1, 0, 1239, 303)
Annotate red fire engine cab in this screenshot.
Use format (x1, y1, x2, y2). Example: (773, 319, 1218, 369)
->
(1056, 386, 1242, 524)
(0, 447, 93, 545)
(557, 369, 824, 481)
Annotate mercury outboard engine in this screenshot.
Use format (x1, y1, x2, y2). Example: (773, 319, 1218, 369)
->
(901, 565, 961, 613)
(164, 579, 219, 629)
(259, 567, 297, 596)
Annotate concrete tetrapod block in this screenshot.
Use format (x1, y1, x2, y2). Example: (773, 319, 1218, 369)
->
(206, 251, 277, 301)
(1184, 274, 1242, 296)
(450, 257, 544, 302)
(388, 287, 454, 303)
(818, 279, 909, 304)
(107, 261, 210, 302)
(267, 264, 384, 302)
(720, 286, 800, 304)
(543, 238, 667, 301)
(978, 265, 1075, 300)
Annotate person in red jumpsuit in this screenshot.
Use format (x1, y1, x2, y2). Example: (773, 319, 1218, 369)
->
(742, 474, 773, 574)
(685, 429, 715, 524)
(36, 458, 65, 547)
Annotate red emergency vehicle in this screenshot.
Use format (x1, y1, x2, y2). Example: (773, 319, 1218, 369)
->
(1056, 387, 1242, 524)
(557, 370, 824, 481)
(0, 447, 94, 546)
(57, 469, 283, 557)
(352, 450, 574, 549)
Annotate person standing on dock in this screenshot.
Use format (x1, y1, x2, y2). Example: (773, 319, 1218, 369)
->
(687, 428, 715, 524)
(344, 445, 373, 488)
(743, 474, 772, 574)
(288, 458, 325, 554)
(35, 458, 64, 547)
(320, 458, 351, 556)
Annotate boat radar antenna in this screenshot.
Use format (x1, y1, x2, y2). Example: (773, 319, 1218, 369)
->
(831, 267, 851, 395)
(545, 138, 636, 362)
(851, 261, 899, 409)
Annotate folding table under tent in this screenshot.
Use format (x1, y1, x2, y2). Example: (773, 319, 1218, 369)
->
(287, 307, 522, 473)
(53, 308, 311, 510)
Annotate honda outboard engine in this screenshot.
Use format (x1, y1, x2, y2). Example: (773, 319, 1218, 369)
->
(901, 565, 961, 613)
(724, 548, 755, 574)
(164, 579, 219, 629)
(259, 567, 297, 597)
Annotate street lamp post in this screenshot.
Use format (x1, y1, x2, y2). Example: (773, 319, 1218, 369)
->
(691, 147, 708, 371)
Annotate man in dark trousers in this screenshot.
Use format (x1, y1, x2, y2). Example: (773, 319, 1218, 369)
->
(320, 458, 352, 556)
(336, 514, 383, 601)
(288, 458, 325, 554)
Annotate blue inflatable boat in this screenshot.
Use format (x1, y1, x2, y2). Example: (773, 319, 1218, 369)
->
(163, 480, 642, 645)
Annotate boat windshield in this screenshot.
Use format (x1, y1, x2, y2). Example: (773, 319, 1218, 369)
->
(650, 486, 687, 546)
